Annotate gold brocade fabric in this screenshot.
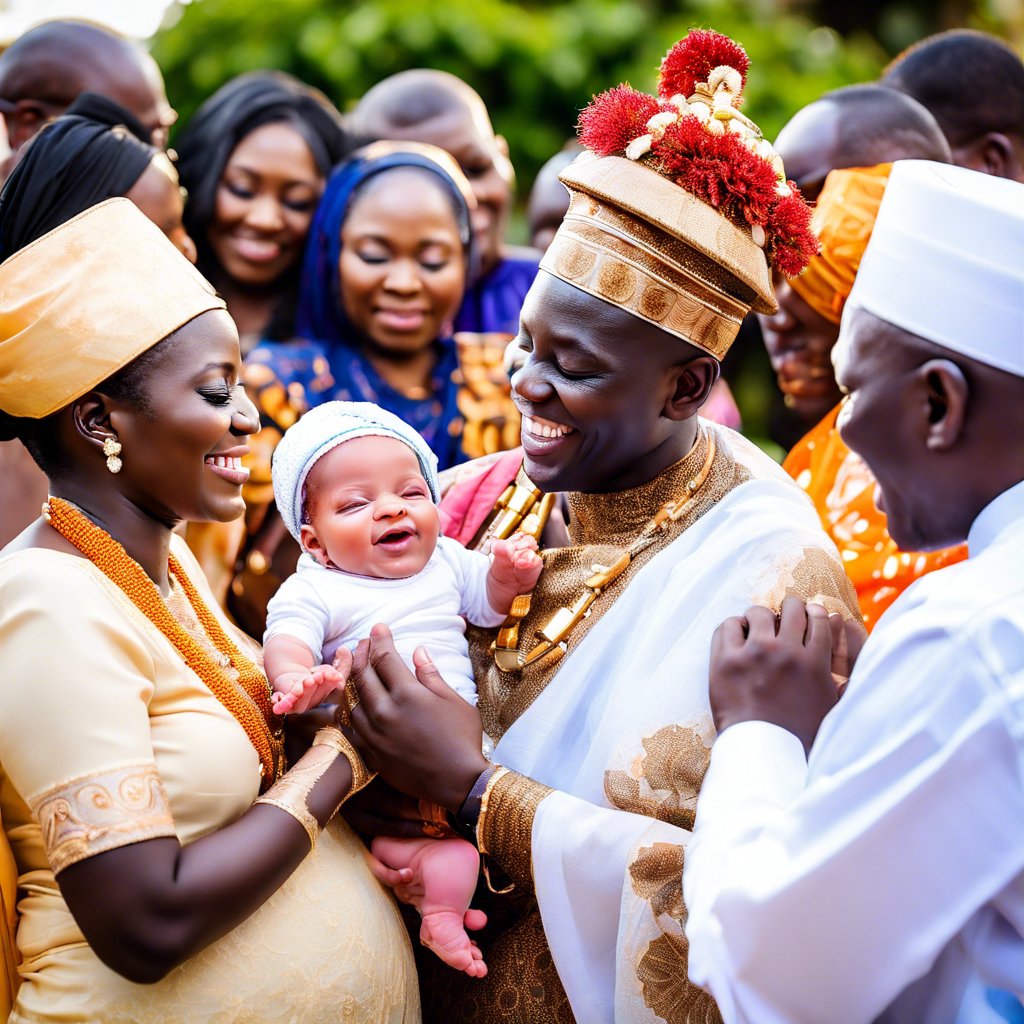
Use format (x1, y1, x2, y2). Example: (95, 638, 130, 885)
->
(468, 427, 748, 744)
(478, 770, 553, 891)
(28, 761, 176, 876)
(605, 719, 715, 832)
(629, 843, 722, 1023)
(448, 434, 749, 1024)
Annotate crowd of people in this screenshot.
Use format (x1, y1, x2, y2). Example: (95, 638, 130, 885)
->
(0, 15, 1020, 1024)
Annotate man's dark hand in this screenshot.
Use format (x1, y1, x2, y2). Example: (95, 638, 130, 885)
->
(341, 780, 438, 839)
(710, 596, 837, 754)
(349, 624, 491, 813)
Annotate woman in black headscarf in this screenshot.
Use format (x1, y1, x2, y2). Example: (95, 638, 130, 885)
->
(0, 93, 195, 262)
(175, 71, 351, 352)
(0, 97, 198, 553)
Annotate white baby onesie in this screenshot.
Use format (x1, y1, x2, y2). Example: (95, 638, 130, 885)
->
(264, 536, 505, 704)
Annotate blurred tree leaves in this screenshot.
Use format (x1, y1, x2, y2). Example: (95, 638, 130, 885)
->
(154, 0, 888, 194)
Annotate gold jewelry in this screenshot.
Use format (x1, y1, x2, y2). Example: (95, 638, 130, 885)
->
(102, 436, 123, 474)
(472, 468, 555, 551)
(475, 766, 516, 894)
(44, 496, 284, 786)
(334, 680, 361, 729)
(254, 739, 341, 850)
(493, 429, 717, 671)
(254, 795, 319, 850)
(312, 726, 377, 798)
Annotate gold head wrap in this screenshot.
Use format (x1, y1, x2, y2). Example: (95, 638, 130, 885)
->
(0, 198, 226, 419)
(789, 163, 891, 326)
(542, 30, 820, 360)
(543, 153, 776, 359)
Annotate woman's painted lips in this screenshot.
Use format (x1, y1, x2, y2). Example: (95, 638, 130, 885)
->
(231, 236, 283, 264)
(205, 452, 250, 485)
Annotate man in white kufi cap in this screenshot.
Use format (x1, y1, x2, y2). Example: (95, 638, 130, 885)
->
(683, 160, 1024, 1023)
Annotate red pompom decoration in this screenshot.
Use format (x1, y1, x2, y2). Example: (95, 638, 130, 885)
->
(765, 187, 819, 276)
(658, 30, 751, 100)
(578, 85, 662, 158)
(651, 118, 777, 227)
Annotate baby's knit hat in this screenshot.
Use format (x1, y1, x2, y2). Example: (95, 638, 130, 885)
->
(271, 400, 441, 542)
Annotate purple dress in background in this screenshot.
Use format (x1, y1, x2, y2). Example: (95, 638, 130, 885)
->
(454, 247, 541, 336)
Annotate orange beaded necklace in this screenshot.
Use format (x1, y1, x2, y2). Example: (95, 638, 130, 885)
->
(44, 496, 284, 788)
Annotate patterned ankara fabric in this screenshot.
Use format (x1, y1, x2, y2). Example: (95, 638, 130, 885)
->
(783, 403, 966, 631)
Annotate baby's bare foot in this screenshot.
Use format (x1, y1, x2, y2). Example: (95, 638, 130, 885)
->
(420, 909, 488, 977)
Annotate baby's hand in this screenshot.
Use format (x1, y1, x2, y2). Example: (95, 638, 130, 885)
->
(271, 661, 347, 716)
(489, 533, 543, 594)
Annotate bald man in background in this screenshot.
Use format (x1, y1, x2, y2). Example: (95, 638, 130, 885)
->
(351, 69, 539, 337)
(884, 29, 1024, 182)
(763, 83, 950, 428)
(0, 19, 175, 163)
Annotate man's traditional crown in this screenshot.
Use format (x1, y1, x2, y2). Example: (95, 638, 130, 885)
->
(577, 30, 818, 277)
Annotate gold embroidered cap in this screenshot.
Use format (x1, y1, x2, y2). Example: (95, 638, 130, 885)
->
(0, 198, 226, 419)
(543, 29, 818, 360)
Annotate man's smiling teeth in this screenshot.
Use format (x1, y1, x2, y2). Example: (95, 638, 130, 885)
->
(206, 455, 243, 470)
(522, 414, 573, 438)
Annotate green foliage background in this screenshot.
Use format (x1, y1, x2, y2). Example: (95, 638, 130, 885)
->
(155, 0, 889, 196)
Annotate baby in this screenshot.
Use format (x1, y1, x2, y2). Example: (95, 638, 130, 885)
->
(264, 401, 542, 977)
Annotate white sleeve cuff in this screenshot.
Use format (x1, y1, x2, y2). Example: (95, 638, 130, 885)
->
(697, 721, 808, 829)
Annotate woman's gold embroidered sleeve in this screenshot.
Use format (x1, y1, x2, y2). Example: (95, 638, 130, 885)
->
(28, 760, 176, 875)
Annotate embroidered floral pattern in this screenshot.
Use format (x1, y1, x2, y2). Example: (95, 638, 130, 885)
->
(30, 760, 176, 874)
(604, 720, 715, 831)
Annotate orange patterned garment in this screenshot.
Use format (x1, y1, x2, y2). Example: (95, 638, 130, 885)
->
(784, 404, 966, 631)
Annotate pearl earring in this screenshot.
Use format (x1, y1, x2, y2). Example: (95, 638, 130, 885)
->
(102, 436, 123, 474)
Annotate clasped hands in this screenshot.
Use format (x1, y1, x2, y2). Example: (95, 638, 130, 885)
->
(710, 595, 867, 754)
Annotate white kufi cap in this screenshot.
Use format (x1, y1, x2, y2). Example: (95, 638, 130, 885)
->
(845, 160, 1023, 377)
(271, 401, 441, 542)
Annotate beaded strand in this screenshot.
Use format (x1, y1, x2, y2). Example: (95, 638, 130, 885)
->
(44, 497, 284, 787)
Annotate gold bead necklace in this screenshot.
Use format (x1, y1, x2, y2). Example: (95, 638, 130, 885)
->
(492, 430, 717, 672)
(44, 497, 284, 787)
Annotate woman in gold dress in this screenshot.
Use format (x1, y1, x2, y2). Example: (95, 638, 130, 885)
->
(0, 200, 418, 1022)
(345, 31, 862, 1024)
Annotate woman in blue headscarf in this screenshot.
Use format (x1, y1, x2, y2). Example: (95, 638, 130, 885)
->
(249, 141, 477, 472)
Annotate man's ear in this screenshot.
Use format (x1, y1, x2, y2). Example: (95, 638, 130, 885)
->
(917, 358, 968, 451)
(959, 132, 1017, 178)
(299, 523, 326, 564)
(4, 99, 51, 150)
(494, 133, 515, 186)
(664, 356, 720, 421)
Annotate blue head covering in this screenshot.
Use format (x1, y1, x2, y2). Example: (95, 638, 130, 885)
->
(252, 142, 476, 472)
(296, 140, 475, 345)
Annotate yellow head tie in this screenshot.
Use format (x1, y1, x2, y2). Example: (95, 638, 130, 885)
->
(789, 163, 892, 326)
(0, 198, 226, 419)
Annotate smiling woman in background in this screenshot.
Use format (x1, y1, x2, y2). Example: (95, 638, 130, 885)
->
(175, 71, 350, 353)
(249, 142, 484, 473)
